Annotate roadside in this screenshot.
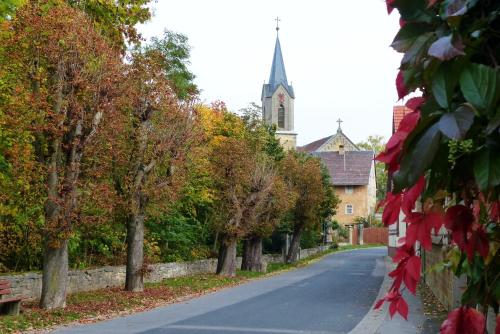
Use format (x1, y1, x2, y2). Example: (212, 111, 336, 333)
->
(0, 244, 382, 333)
(349, 256, 447, 334)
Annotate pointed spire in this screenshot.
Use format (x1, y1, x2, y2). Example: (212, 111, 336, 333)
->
(268, 35, 289, 92)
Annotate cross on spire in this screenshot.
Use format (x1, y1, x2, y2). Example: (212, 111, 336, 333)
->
(337, 118, 343, 132)
(275, 17, 281, 32)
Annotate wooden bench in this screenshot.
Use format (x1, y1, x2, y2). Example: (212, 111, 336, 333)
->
(0, 280, 22, 316)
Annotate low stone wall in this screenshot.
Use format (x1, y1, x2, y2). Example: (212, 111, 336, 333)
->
(422, 243, 465, 311)
(1, 246, 329, 301)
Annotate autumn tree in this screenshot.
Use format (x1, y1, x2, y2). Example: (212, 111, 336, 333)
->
(241, 164, 295, 272)
(0, 1, 121, 308)
(145, 30, 198, 101)
(281, 153, 332, 263)
(210, 136, 256, 276)
(377, 0, 500, 331)
(110, 49, 197, 292)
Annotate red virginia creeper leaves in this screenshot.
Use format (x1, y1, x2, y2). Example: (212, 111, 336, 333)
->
(406, 97, 425, 112)
(375, 291, 409, 320)
(490, 201, 499, 222)
(402, 176, 425, 215)
(389, 245, 420, 294)
(396, 70, 408, 100)
(445, 205, 474, 250)
(386, 0, 396, 14)
(440, 306, 486, 334)
(380, 192, 402, 226)
(464, 225, 489, 261)
(405, 212, 443, 250)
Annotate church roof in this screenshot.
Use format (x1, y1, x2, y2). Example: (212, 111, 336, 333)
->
(297, 131, 359, 153)
(263, 35, 295, 99)
(312, 151, 374, 186)
(297, 135, 331, 153)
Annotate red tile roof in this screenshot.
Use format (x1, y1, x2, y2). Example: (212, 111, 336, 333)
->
(393, 105, 412, 134)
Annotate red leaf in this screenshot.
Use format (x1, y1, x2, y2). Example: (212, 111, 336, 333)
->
(406, 256, 421, 282)
(464, 225, 489, 261)
(397, 111, 421, 134)
(397, 297, 409, 320)
(396, 70, 408, 100)
(496, 315, 500, 334)
(402, 176, 425, 215)
(445, 205, 473, 250)
(381, 192, 402, 226)
(376, 131, 406, 172)
(490, 201, 500, 222)
(406, 212, 443, 250)
(428, 0, 439, 7)
(386, 0, 396, 14)
(406, 97, 425, 111)
(440, 307, 486, 334)
(374, 298, 385, 310)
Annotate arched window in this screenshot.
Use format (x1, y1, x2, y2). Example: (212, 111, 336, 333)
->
(278, 104, 285, 129)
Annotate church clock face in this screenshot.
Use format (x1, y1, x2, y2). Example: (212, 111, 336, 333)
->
(278, 93, 285, 104)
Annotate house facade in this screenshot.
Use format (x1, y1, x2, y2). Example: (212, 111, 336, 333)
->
(299, 125, 377, 228)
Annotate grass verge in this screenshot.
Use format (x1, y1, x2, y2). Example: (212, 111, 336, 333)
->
(0, 244, 384, 333)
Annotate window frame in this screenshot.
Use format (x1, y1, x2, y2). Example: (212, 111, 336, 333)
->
(345, 204, 353, 215)
(345, 186, 354, 194)
(278, 104, 285, 129)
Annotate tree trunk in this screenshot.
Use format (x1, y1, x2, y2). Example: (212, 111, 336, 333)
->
(241, 237, 265, 272)
(40, 239, 68, 309)
(286, 228, 303, 263)
(216, 237, 237, 277)
(126, 212, 145, 291)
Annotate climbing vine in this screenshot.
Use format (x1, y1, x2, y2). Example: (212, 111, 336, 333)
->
(377, 0, 499, 332)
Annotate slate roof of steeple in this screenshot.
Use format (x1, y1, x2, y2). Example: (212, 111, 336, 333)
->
(262, 35, 295, 99)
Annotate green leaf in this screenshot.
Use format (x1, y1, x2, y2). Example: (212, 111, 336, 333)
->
(438, 104, 475, 139)
(486, 106, 500, 135)
(393, 122, 442, 191)
(432, 62, 460, 108)
(473, 148, 500, 191)
(428, 34, 465, 60)
(391, 23, 432, 53)
(459, 63, 500, 113)
(401, 33, 434, 66)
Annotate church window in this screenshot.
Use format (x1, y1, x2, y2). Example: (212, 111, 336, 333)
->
(345, 186, 354, 194)
(345, 204, 353, 215)
(278, 104, 285, 129)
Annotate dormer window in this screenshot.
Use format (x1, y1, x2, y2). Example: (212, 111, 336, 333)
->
(278, 104, 285, 129)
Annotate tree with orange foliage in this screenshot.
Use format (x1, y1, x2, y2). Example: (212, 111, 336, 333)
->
(1, 1, 121, 309)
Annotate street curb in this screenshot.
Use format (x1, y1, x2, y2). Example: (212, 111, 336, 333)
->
(347, 256, 392, 334)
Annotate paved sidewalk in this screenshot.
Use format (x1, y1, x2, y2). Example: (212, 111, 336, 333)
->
(349, 257, 442, 334)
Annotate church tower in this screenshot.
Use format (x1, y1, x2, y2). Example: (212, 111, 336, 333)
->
(262, 20, 297, 150)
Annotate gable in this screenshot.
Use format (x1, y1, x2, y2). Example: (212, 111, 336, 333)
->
(316, 132, 359, 152)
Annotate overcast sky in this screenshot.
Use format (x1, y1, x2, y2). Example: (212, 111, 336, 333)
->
(139, 1, 402, 146)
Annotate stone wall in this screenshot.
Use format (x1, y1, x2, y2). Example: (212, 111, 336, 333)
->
(1, 246, 329, 301)
(422, 243, 465, 311)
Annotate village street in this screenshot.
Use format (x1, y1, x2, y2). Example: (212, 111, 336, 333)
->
(55, 248, 399, 334)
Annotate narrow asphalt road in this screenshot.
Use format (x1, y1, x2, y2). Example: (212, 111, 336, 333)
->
(55, 247, 387, 334)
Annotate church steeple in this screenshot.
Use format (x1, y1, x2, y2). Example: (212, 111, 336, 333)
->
(261, 19, 297, 151)
(268, 36, 289, 93)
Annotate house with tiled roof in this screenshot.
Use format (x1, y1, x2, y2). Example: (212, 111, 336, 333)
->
(299, 123, 377, 228)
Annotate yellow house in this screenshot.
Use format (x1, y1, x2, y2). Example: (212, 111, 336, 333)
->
(299, 123, 377, 227)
